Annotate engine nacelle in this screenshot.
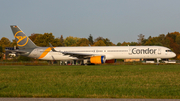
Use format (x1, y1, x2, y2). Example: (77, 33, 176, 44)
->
(105, 59, 117, 63)
(90, 56, 105, 64)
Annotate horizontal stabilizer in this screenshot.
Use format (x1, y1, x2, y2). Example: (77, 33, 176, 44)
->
(5, 49, 28, 53)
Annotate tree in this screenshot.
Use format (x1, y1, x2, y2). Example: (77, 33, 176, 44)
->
(121, 41, 130, 46)
(60, 35, 64, 46)
(144, 34, 171, 47)
(0, 46, 2, 53)
(175, 34, 180, 45)
(53, 38, 63, 46)
(29, 33, 40, 42)
(103, 38, 115, 46)
(148, 36, 152, 39)
(94, 37, 114, 46)
(166, 32, 179, 42)
(0, 37, 11, 52)
(94, 36, 104, 42)
(129, 42, 138, 46)
(76, 38, 89, 46)
(117, 42, 121, 46)
(34, 33, 55, 47)
(157, 34, 170, 47)
(137, 34, 145, 45)
(166, 32, 178, 52)
(88, 34, 94, 45)
(11, 39, 17, 48)
(93, 40, 106, 46)
(144, 37, 162, 46)
(64, 36, 80, 46)
(177, 54, 180, 60)
(0, 46, 2, 59)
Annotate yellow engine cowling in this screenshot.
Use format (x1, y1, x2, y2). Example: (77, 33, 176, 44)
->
(90, 56, 105, 64)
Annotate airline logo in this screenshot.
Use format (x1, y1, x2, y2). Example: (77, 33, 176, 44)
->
(14, 31, 29, 47)
(132, 48, 157, 54)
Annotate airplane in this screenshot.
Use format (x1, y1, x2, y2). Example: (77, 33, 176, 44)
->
(9, 25, 176, 64)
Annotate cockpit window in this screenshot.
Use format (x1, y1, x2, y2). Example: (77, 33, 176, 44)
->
(166, 50, 172, 52)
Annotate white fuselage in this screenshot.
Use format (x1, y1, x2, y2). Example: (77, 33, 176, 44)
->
(28, 46, 176, 60)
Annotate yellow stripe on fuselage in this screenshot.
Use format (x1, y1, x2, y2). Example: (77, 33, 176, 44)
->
(38, 47, 52, 59)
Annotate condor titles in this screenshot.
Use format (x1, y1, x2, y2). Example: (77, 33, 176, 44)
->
(132, 48, 157, 54)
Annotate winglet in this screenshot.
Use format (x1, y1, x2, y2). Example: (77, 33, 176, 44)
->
(49, 43, 57, 52)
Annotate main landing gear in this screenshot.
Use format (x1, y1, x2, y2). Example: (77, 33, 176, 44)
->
(156, 58, 161, 65)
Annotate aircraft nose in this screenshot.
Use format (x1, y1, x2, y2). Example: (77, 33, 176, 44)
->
(173, 52, 176, 58)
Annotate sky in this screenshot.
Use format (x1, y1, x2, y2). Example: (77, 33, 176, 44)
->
(1, 0, 180, 44)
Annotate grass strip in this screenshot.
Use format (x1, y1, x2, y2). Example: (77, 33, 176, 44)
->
(0, 65, 180, 98)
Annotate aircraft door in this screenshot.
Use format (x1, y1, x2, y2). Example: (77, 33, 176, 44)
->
(129, 48, 132, 55)
(158, 48, 161, 55)
(32, 48, 37, 57)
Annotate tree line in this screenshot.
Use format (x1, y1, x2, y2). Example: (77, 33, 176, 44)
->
(0, 32, 180, 59)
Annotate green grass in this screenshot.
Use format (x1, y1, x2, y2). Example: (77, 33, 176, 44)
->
(0, 65, 180, 98)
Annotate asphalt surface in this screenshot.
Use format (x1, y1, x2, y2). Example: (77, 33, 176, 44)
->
(0, 98, 180, 101)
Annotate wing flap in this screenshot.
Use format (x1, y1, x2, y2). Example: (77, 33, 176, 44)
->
(48, 43, 104, 59)
(61, 51, 103, 59)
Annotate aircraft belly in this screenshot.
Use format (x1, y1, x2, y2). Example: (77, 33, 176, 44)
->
(123, 54, 157, 59)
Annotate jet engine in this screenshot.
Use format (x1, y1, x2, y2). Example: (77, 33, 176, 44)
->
(90, 56, 105, 64)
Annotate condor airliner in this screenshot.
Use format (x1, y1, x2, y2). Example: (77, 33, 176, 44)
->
(9, 25, 176, 64)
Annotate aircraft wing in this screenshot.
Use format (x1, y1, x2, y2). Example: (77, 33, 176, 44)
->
(61, 51, 103, 59)
(49, 43, 104, 59)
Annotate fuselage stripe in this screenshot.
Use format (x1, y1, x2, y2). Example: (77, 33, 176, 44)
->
(38, 47, 52, 59)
